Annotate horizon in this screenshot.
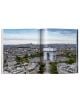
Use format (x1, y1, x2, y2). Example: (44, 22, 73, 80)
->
(4, 43, 77, 46)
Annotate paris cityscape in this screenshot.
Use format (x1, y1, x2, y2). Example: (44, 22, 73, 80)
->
(3, 29, 78, 74)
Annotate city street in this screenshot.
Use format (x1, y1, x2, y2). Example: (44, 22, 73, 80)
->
(44, 61, 50, 74)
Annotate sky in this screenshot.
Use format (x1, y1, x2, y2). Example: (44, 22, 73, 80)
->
(42, 29, 77, 44)
(3, 29, 77, 45)
(3, 29, 40, 45)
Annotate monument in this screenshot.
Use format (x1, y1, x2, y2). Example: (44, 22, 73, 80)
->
(43, 47, 57, 62)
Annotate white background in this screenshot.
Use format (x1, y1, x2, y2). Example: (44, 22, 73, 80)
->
(0, 0, 80, 102)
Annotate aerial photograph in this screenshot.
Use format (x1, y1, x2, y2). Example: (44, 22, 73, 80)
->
(3, 29, 78, 74)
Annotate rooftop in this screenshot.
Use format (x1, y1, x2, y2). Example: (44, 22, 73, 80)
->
(43, 47, 57, 52)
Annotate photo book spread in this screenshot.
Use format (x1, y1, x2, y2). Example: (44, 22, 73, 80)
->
(2, 29, 78, 74)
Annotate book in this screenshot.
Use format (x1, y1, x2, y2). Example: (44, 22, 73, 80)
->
(2, 29, 78, 74)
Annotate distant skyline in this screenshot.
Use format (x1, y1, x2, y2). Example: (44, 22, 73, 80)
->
(3, 29, 77, 45)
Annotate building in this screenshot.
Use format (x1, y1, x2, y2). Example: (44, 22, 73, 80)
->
(43, 47, 57, 62)
(27, 62, 39, 73)
(57, 63, 77, 74)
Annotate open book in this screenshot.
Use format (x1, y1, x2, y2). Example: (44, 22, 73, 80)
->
(2, 29, 78, 74)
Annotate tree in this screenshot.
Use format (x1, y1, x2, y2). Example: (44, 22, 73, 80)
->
(15, 56, 21, 64)
(24, 54, 28, 58)
(38, 63, 45, 74)
(50, 62, 58, 74)
(66, 58, 75, 64)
